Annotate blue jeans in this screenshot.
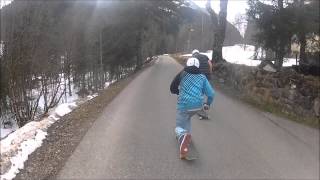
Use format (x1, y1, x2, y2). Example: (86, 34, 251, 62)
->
(175, 110, 197, 139)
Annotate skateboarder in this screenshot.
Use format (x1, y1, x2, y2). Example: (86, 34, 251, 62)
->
(192, 49, 212, 80)
(170, 57, 215, 159)
(192, 49, 213, 119)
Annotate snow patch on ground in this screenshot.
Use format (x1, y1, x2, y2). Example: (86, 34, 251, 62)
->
(0, 103, 79, 179)
(0, 71, 120, 179)
(182, 45, 298, 67)
(104, 82, 111, 88)
(0, 129, 14, 139)
(0, 119, 53, 180)
(104, 80, 117, 89)
(0, 79, 115, 179)
(37, 80, 79, 112)
(182, 53, 192, 57)
(222, 45, 261, 66)
(0, 89, 107, 179)
(87, 93, 98, 100)
(54, 102, 77, 117)
(1, 129, 47, 180)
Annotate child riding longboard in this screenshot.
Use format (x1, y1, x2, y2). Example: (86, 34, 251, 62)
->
(170, 57, 215, 159)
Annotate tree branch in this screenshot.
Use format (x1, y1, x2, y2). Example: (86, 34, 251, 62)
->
(206, 0, 218, 26)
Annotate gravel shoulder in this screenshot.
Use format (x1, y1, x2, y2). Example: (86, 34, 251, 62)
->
(14, 62, 154, 180)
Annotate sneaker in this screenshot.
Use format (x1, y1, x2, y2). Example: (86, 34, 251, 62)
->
(179, 133, 191, 159)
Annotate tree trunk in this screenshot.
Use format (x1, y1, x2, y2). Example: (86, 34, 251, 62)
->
(299, 32, 307, 65)
(297, 0, 307, 65)
(206, 0, 228, 63)
(275, 39, 285, 70)
(217, 0, 228, 59)
(275, 49, 285, 69)
(275, 0, 285, 70)
(278, 0, 283, 9)
(212, 33, 222, 63)
(136, 30, 143, 70)
(67, 67, 72, 96)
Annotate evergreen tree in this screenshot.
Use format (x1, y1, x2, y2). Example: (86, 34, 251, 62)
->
(247, 0, 295, 70)
(247, 0, 319, 70)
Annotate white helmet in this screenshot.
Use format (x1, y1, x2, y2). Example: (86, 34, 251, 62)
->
(186, 58, 200, 68)
(192, 49, 200, 55)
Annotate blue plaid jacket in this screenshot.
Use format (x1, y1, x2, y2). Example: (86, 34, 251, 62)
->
(170, 66, 215, 111)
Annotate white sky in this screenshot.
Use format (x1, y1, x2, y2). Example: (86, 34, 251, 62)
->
(0, 0, 12, 8)
(1, 0, 248, 23)
(1, 0, 248, 34)
(192, 0, 248, 23)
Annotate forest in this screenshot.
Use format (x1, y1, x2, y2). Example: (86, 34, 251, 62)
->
(0, 0, 189, 127)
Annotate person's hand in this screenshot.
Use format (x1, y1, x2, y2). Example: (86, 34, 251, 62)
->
(203, 103, 210, 110)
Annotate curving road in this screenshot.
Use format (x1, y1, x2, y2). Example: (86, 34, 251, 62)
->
(57, 55, 319, 179)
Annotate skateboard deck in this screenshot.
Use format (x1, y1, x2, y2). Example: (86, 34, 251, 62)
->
(197, 109, 209, 120)
(177, 141, 199, 160)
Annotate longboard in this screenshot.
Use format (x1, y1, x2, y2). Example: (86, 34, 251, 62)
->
(197, 109, 209, 120)
(177, 140, 199, 160)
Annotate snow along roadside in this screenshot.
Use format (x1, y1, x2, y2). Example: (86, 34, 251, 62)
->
(182, 44, 298, 67)
(0, 94, 98, 180)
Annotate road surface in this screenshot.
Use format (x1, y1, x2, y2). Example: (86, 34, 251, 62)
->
(57, 55, 319, 179)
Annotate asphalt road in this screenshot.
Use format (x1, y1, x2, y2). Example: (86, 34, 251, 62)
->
(57, 55, 319, 179)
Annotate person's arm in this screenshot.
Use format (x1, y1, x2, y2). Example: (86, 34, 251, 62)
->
(170, 71, 183, 95)
(208, 60, 213, 74)
(203, 79, 215, 105)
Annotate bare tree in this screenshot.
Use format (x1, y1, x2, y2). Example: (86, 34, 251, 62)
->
(206, 0, 229, 63)
(233, 13, 248, 49)
(1, 0, 185, 127)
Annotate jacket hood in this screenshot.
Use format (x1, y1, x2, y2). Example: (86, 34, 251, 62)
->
(184, 66, 201, 74)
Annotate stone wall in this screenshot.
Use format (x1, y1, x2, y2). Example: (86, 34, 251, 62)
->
(172, 54, 319, 122)
(172, 54, 319, 127)
(213, 62, 320, 120)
